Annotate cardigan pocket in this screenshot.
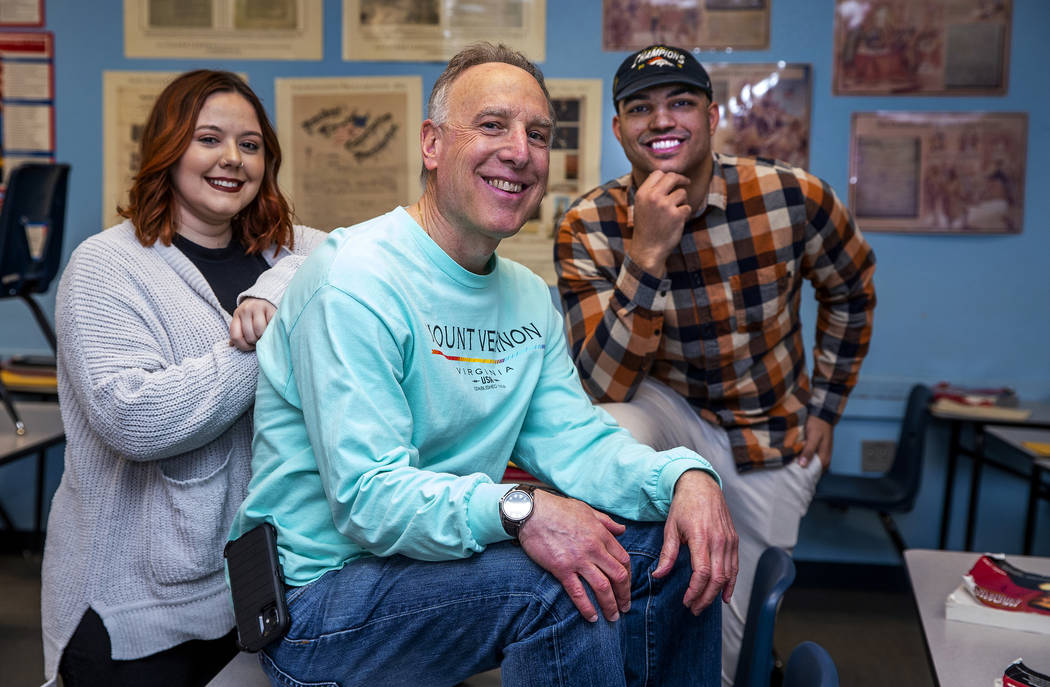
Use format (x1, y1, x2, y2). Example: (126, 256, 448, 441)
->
(149, 447, 234, 586)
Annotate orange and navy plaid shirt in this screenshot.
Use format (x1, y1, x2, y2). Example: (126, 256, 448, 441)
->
(555, 154, 876, 471)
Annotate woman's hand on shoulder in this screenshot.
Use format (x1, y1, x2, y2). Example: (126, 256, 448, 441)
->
(229, 297, 276, 352)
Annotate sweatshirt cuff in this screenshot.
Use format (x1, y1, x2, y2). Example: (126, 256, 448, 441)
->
(656, 455, 722, 507)
(467, 482, 516, 546)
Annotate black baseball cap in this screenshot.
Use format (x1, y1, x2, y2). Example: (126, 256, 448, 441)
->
(612, 45, 713, 106)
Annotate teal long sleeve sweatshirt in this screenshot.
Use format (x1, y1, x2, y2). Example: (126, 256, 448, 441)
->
(230, 207, 719, 586)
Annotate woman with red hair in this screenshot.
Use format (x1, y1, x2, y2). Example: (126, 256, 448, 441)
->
(40, 70, 324, 686)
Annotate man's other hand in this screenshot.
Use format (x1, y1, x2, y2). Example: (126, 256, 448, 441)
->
(629, 170, 692, 276)
(653, 469, 738, 614)
(230, 297, 276, 352)
(518, 490, 632, 623)
(799, 415, 833, 470)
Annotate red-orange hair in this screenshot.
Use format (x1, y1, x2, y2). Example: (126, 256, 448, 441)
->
(119, 70, 293, 255)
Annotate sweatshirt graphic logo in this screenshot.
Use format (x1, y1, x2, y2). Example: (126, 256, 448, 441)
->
(425, 321, 544, 391)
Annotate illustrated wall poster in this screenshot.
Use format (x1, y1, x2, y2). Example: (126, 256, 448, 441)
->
(124, 0, 323, 60)
(495, 79, 603, 285)
(0, 31, 54, 192)
(603, 0, 769, 52)
(0, 0, 44, 26)
(275, 76, 422, 231)
(344, 0, 545, 62)
(849, 112, 1027, 233)
(708, 62, 811, 170)
(833, 0, 1011, 95)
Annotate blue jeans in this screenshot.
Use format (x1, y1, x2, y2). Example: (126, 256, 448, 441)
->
(259, 519, 721, 687)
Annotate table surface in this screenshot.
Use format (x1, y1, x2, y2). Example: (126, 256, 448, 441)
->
(929, 400, 1050, 427)
(0, 401, 64, 464)
(904, 548, 1050, 687)
(986, 426, 1050, 468)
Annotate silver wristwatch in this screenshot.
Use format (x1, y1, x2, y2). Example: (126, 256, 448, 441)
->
(498, 484, 537, 538)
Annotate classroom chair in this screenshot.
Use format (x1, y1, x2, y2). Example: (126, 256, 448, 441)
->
(782, 640, 840, 687)
(734, 546, 796, 687)
(812, 384, 933, 556)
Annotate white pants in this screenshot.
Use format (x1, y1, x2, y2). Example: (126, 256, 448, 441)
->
(599, 378, 823, 687)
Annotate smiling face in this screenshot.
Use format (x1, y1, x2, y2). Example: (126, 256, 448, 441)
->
(170, 91, 264, 247)
(613, 83, 719, 194)
(421, 62, 552, 253)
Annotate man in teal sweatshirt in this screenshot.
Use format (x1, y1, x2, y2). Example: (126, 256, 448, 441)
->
(230, 42, 737, 687)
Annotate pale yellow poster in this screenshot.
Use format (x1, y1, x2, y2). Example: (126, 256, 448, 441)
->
(276, 76, 423, 231)
(124, 0, 323, 60)
(102, 71, 181, 229)
(344, 0, 545, 62)
(497, 79, 603, 285)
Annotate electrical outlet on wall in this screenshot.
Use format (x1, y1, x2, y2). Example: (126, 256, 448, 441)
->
(861, 440, 896, 472)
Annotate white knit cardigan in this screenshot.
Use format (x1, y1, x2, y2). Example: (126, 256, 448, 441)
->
(40, 220, 327, 685)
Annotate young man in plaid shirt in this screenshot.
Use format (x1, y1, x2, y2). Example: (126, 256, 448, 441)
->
(555, 44, 876, 685)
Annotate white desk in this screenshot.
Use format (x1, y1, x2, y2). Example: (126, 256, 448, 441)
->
(985, 427, 1050, 555)
(929, 401, 1050, 551)
(904, 549, 1050, 687)
(0, 401, 64, 546)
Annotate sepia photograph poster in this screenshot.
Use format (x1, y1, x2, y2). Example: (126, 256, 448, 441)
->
(497, 79, 603, 285)
(0, 31, 53, 187)
(833, 0, 1011, 95)
(102, 71, 186, 227)
(603, 0, 769, 52)
(0, 0, 44, 26)
(708, 62, 811, 170)
(344, 0, 545, 62)
(124, 0, 322, 60)
(276, 76, 422, 232)
(849, 112, 1027, 234)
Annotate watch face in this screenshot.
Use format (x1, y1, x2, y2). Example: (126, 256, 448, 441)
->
(502, 490, 533, 521)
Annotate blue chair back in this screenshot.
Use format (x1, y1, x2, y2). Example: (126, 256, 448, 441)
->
(783, 641, 840, 687)
(734, 546, 796, 687)
(885, 384, 934, 512)
(0, 163, 70, 298)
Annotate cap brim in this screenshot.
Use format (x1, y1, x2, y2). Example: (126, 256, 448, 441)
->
(614, 73, 711, 103)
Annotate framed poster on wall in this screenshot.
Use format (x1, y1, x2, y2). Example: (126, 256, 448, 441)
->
(849, 111, 1027, 234)
(0, 31, 54, 191)
(0, 0, 44, 26)
(833, 0, 1011, 95)
(344, 0, 546, 62)
(496, 78, 603, 284)
(708, 62, 811, 170)
(275, 75, 423, 232)
(124, 0, 323, 60)
(603, 0, 769, 52)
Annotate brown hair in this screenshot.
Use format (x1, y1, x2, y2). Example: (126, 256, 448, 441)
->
(119, 70, 293, 254)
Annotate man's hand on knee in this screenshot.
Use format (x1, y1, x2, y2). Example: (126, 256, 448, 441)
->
(653, 470, 739, 614)
(518, 490, 632, 623)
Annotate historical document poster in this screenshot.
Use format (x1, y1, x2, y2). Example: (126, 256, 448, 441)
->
(603, 0, 769, 52)
(849, 112, 1027, 233)
(708, 62, 811, 170)
(495, 79, 603, 285)
(275, 76, 422, 231)
(344, 0, 546, 62)
(0, 0, 44, 26)
(833, 0, 1011, 95)
(124, 0, 322, 60)
(0, 31, 53, 187)
(102, 71, 182, 227)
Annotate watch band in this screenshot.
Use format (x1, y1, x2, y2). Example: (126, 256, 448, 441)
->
(499, 484, 537, 539)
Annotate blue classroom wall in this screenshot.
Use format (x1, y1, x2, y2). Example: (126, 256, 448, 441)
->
(0, 0, 1047, 560)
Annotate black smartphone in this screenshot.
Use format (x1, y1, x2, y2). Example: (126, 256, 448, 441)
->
(223, 522, 290, 652)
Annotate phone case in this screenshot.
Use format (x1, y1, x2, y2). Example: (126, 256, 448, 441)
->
(223, 522, 290, 652)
